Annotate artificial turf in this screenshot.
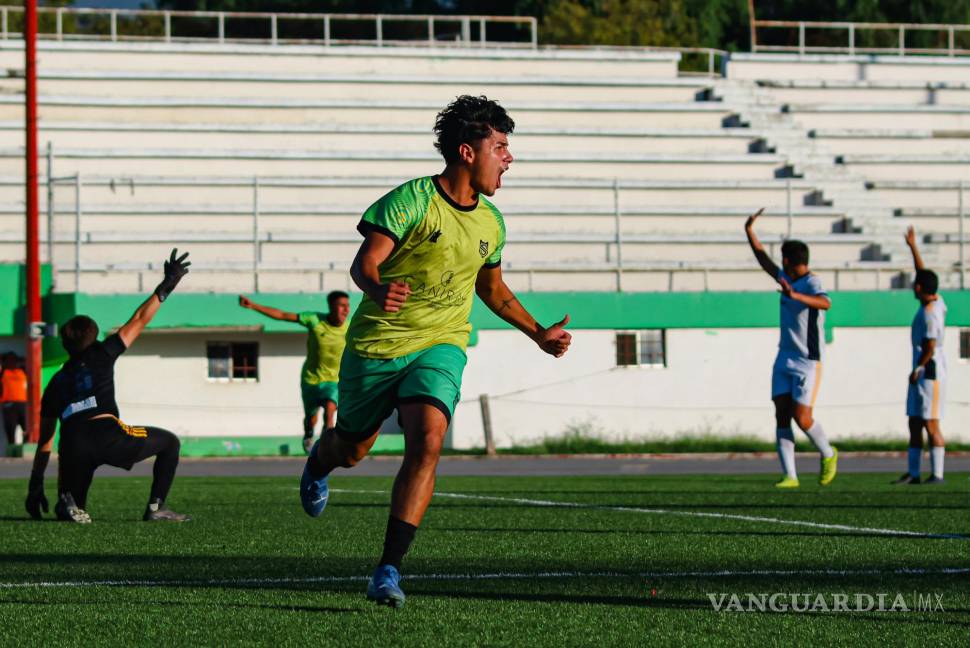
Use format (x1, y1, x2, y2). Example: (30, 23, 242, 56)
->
(0, 472, 967, 646)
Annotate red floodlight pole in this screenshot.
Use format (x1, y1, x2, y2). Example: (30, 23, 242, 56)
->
(25, 0, 41, 444)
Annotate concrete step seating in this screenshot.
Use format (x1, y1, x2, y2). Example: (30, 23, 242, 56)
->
(0, 204, 846, 237)
(0, 230, 888, 270)
(782, 103, 970, 131)
(0, 69, 713, 104)
(0, 122, 761, 156)
(756, 79, 970, 106)
(0, 41, 683, 79)
(809, 128, 970, 156)
(837, 154, 970, 182)
(864, 181, 967, 209)
(0, 146, 787, 180)
(726, 53, 970, 85)
(0, 176, 825, 210)
(48, 259, 917, 294)
(5, 41, 964, 291)
(0, 94, 737, 130)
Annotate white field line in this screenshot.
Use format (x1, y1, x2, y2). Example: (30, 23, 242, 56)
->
(334, 488, 970, 541)
(2, 567, 969, 590)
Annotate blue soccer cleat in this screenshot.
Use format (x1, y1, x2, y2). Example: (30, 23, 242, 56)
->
(366, 564, 405, 608)
(299, 439, 329, 517)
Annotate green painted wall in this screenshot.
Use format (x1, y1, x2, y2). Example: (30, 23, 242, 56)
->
(0, 264, 52, 336)
(50, 290, 970, 333)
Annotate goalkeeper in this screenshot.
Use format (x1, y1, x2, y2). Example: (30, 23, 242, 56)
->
(25, 249, 192, 523)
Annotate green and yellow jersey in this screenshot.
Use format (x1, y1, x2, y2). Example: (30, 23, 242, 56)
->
(297, 312, 348, 384)
(347, 175, 506, 359)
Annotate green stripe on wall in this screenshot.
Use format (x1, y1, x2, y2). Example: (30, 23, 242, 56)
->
(57, 290, 970, 332)
(178, 434, 405, 457)
(0, 264, 53, 336)
(18, 434, 405, 458)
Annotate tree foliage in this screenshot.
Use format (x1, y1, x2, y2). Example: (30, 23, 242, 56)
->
(137, 0, 970, 50)
(538, 0, 696, 47)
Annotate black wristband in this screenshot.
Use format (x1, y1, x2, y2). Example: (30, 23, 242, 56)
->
(155, 277, 180, 302)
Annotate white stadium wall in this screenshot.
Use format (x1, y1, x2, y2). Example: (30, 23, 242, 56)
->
(109, 327, 970, 448)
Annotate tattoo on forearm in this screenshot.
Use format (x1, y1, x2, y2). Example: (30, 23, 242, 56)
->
(497, 297, 520, 313)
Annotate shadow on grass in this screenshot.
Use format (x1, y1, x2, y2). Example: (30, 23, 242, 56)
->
(0, 597, 359, 614)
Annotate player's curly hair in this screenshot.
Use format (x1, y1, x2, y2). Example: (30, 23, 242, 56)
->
(434, 95, 515, 164)
(60, 315, 99, 357)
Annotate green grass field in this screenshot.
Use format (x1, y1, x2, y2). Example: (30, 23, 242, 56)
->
(1, 473, 968, 646)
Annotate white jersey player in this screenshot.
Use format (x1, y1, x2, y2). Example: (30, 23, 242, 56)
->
(745, 209, 838, 488)
(895, 227, 947, 485)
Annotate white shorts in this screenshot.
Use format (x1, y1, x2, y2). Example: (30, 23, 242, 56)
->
(772, 354, 822, 407)
(907, 378, 944, 420)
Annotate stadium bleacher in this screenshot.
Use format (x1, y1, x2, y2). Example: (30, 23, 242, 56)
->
(0, 35, 966, 292)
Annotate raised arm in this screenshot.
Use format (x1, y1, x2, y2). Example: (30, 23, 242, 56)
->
(117, 249, 190, 348)
(745, 208, 780, 279)
(904, 226, 925, 272)
(350, 231, 412, 312)
(238, 295, 299, 322)
(475, 265, 571, 357)
(25, 416, 57, 519)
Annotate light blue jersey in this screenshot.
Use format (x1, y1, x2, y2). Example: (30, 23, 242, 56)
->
(777, 270, 827, 362)
(911, 297, 946, 373)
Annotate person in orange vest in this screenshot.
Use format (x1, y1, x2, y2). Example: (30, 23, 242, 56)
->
(0, 352, 27, 446)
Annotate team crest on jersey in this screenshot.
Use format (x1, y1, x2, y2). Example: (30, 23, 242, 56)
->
(479, 240, 489, 257)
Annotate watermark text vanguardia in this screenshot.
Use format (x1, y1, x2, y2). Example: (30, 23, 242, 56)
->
(707, 592, 945, 613)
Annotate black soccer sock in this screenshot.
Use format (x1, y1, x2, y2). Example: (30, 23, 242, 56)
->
(135, 428, 181, 504)
(379, 515, 418, 570)
(307, 447, 326, 479)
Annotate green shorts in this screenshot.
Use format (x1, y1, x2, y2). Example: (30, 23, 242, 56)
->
(300, 380, 339, 418)
(335, 344, 467, 442)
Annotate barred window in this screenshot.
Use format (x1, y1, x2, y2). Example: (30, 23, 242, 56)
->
(616, 332, 638, 366)
(639, 329, 666, 367)
(207, 342, 259, 381)
(615, 330, 666, 368)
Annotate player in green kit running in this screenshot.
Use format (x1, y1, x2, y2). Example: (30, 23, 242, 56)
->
(299, 95, 573, 607)
(238, 291, 350, 453)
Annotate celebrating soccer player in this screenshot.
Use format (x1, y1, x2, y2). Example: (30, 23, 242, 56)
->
(238, 292, 351, 453)
(25, 249, 192, 523)
(299, 95, 572, 607)
(894, 227, 947, 485)
(745, 209, 837, 488)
